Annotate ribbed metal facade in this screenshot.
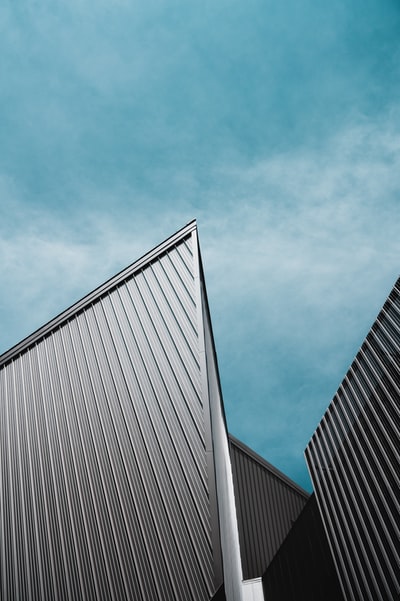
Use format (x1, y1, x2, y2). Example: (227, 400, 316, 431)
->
(262, 494, 344, 601)
(229, 436, 309, 579)
(0, 222, 225, 601)
(305, 277, 400, 601)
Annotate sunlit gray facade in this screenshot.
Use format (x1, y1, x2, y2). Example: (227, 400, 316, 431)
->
(0, 222, 229, 600)
(305, 277, 400, 601)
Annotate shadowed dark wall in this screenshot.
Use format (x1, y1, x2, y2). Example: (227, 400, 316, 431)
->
(262, 494, 344, 601)
(229, 435, 308, 579)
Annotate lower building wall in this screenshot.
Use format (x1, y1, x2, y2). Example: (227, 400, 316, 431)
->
(262, 495, 344, 601)
(229, 436, 309, 579)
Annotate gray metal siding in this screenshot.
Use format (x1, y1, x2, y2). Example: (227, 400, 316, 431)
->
(305, 277, 400, 601)
(230, 436, 309, 579)
(0, 224, 222, 600)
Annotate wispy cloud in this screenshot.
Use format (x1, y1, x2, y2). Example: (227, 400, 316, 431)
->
(194, 112, 400, 486)
(201, 111, 400, 313)
(0, 180, 192, 351)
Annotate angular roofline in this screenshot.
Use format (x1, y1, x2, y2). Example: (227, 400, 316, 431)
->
(304, 274, 400, 449)
(229, 434, 310, 499)
(0, 219, 197, 368)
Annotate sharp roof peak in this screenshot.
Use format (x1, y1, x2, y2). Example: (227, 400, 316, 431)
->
(0, 220, 198, 367)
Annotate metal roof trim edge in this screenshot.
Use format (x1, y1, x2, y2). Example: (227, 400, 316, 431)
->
(304, 275, 400, 451)
(229, 434, 310, 499)
(0, 219, 197, 367)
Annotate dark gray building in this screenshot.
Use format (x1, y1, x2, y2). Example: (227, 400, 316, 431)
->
(305, 277, 400, 601)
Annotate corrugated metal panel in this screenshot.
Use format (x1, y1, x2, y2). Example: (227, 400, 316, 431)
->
(305, 277, 400, 601)
(262, 494, 344, 601)
(0, 222, 223, 600)
(229, 435, 309, 579)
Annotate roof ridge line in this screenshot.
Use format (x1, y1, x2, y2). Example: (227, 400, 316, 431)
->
(0, 219, 197, 367)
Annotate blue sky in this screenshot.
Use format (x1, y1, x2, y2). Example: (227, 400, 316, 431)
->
(1, 0, 400, 489)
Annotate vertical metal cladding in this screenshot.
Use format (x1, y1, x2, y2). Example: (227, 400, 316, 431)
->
(229, 436, 309, 579)
(262, 495, 344, 601)
(305, 277, 400, 601)
(0, 224, 222, 600)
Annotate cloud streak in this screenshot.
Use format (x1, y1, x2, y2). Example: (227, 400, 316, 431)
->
(195, 112, 400, 486)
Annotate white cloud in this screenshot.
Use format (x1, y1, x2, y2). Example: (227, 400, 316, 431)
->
(190, 112, 400, 484)
(200, 112, 400, 316)
(0, 177, 194, 352)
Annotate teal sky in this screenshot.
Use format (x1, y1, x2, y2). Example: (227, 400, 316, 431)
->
(1, 0, 400, 489)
